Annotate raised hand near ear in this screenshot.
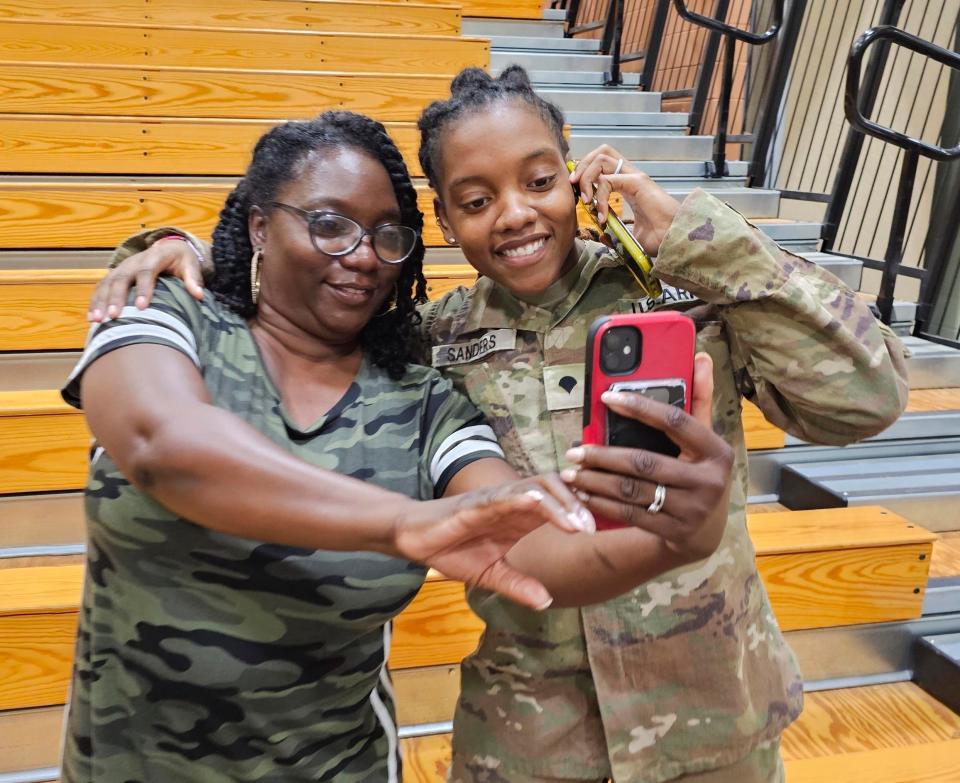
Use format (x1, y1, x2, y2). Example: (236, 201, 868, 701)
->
(569, 144, 681, 257)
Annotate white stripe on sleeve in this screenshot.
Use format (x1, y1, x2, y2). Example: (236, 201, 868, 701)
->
(117, 305, 197, 347)
(429, 424, 499, 479)
(68, 323, 200, 382)
(430, 436, 505, 487)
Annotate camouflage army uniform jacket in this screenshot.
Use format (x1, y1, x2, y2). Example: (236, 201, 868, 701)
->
(420, 189, 909, 782)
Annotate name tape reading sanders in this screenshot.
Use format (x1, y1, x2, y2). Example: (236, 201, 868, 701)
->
(432, 328, 517, 368)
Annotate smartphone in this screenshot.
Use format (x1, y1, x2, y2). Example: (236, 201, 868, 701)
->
(566, 159, 662, 300)
(582, 312, 695, 530)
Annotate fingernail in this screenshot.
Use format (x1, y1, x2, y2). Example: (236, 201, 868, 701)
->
(560, 468, 577, 482)
(575, 490, 590, 503)
(135, 296, 146, 309)
(565, 447, 585, 464)
(576, 507, 596, 534)
(536, 595, 554, 611)
(106, 305, 118, 319)
(601, 391, 627, 405)
(581, 192, 589, 204)
(90, 309, 101, 321)
(524, 488, 545, 502)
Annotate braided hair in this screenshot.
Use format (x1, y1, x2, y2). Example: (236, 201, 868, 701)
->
(418, 65, 569, 191)
(211, 111, 428, 380)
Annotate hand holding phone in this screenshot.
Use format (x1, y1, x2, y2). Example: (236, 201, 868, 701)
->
(564, 321, 733, 553)
(583, 312, 695, 458)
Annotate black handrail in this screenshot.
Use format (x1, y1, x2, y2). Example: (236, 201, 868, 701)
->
(671, 0, 782, 44)
(846, 26, 960, 161)
(601, 0, 625, 85)
(840, 25, 960, 325)
(671, 0, 784, 177)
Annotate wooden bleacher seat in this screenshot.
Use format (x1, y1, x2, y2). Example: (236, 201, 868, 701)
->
(0, 263, 477, 351)
(399, 681, 960, 782)
(374, 0, 542, 17)
(0, 565, 79, 712)
(0, 507, 935, 720)
(0, 64, 455, 122)
(0, 0, 465, 37)
(0, 181, 449, 247)
(785, 741, 960, 783)
(2, 116, 426, 177)
(0, 21, 488, 74)
(749, 507, 936, 631)
(0, 390, 89, 494)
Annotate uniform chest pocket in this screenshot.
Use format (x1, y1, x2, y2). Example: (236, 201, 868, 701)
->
(460, 363, 557, 477)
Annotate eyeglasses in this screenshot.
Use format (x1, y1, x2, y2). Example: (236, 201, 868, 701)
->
(268, 202, 417, 265)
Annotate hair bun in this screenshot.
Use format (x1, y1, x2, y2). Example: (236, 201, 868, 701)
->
(496, 65, 534, 90)
(449, 67, 493, 97)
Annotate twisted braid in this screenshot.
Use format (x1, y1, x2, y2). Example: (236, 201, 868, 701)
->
(209, 111, 427, 379)
(418, 66, 568, 190)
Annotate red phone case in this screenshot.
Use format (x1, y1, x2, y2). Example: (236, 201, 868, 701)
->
(582, 312, 696, 530)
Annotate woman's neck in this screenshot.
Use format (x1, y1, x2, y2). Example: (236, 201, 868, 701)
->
(249, 306, 363, 427)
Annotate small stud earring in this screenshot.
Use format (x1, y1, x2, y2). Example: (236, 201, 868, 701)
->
(446, 236, 457, 245)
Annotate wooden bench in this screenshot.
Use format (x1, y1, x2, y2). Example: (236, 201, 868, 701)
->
(1, 115, 427, 178)
(0, 21, 489, 74)
(0, 65, 454, 122)
(373, 0, 544, 19)
(0, 507, 935, 712)
(399, 681, 960, 781)
(0, 0, 464, 37)
(0, 391, 89, 495)
(0, 181, 450, 247)
(748, 506, 935, 631)
(0, 264, 477, 351)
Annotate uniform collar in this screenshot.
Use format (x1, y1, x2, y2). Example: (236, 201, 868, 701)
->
(462, 239, 620, 334)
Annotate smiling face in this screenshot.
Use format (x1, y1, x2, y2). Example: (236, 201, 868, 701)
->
(249, 147, 404, 346)
(433, 101, 579, 299)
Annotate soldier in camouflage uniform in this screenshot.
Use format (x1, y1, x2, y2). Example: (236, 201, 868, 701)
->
(414, 68, 908, 783)
(91, 69, 908, 781)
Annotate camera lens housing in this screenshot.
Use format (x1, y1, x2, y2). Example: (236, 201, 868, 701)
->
(600, 325, 642, 375)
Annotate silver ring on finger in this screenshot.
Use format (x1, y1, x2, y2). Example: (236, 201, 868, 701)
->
(612, 157, 624, 176)
(647, 483, 667, 515)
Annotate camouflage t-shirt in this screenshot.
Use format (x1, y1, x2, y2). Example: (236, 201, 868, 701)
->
(59, 279, 503, 783)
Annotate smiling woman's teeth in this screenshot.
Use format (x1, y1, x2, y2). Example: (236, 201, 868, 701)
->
(501, 238, 545, 258)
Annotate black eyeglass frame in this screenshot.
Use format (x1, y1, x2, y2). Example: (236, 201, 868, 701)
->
(267, 201, 417, 266)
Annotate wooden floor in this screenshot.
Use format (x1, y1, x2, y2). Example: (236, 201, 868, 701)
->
(400, 683, 960, 782)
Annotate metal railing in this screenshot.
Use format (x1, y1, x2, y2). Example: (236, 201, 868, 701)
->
(553, 0, 960, 343)
(555, 0, 672, 87)
(835, 25, 960, 330)
(671, 0, 783, 176)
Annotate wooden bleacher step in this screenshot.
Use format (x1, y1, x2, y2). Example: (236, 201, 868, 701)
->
(0, 391, 89, 495)
(0, 262, 477, 351)
(0, 384, 791, 500)
(0, 22, 489, 75)
(399, 682, 960, 782)
(0, 565, 80, 712)
(0, 0, 466, 37)
(748, 506, 936, 632)
(0, 508, 934, 723)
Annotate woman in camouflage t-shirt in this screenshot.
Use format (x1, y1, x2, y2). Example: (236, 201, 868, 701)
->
(59, 114, 601, 783)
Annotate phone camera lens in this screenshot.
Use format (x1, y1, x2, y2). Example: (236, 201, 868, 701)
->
(600, 326, 642, 374)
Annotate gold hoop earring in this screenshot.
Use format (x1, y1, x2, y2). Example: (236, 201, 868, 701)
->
(372, 282, 401, 319)
(250, 247, 263, 304)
